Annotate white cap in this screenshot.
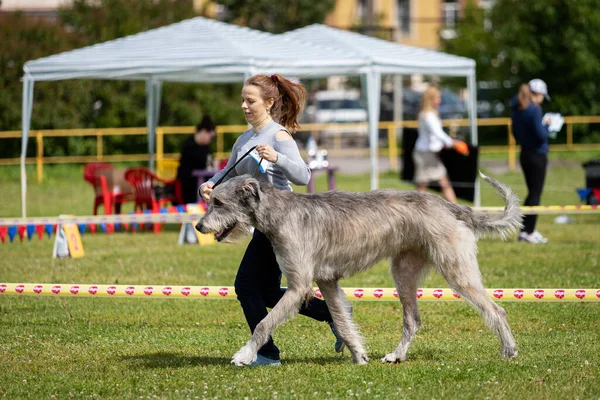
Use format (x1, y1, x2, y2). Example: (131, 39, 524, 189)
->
(528, 79, 550, 101)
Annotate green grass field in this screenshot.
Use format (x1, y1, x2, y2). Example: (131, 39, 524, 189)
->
(1, 158, 599, 399)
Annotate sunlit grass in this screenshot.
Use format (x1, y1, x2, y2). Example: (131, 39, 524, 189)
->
(0, 161, 599, 399)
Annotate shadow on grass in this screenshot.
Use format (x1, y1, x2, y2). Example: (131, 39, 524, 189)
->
(120, 352, 350, 368)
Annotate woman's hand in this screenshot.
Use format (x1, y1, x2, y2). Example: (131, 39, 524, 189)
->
(200, 182, 214, 204)
(256, 144, 278, 163)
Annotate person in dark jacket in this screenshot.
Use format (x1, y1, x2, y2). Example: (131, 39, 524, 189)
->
(510, 79, 552, 244)
(176, 116, 216, 204)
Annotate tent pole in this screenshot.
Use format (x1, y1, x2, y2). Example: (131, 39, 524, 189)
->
(392, 75, 403, 172)
(364, 69, 381, 190)
(467, 72, 480, 207)
(20, 76, 34, 218)
(146, 79, 162, 171)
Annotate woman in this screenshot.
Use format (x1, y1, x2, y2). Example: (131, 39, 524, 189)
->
(176, 115, 215, 204)
(200, 74, 344, 366)
(510, 79, 551, 244)
(413, 85, 458, 203)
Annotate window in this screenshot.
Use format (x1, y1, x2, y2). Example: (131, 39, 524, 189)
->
(442, 0, 460, 28)
(397, 0, 411, 34)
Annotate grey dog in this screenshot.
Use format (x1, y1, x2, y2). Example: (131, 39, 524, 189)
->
(196, 173, 522, 366)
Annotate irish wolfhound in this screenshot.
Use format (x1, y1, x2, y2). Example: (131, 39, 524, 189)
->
(196, 173, 522, 366)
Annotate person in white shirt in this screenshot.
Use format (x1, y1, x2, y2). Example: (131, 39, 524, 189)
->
(413, 85, 458, 203)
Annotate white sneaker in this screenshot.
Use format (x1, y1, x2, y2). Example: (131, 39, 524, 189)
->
(532, 231, 549, 243)
(518, 231, 547, 244)
(248, 354, 281, 367)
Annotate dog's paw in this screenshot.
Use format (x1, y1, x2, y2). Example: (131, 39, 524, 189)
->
(351, 353, 369, 365)
(502, 347, 518, 359)
(380, 352, 404, 364)
(231, 345, 257, 366)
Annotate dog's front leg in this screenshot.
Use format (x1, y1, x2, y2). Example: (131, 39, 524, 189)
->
(318, 280, 369, 365)
(231, 286, 309, 366)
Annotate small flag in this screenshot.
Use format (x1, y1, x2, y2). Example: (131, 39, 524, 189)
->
(36, 225, 44, 240)
(26, 225, 35, 241)
(576, 188, 591, 202)
(8, 226, 17, 243)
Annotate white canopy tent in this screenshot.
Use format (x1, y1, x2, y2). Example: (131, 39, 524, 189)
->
(283, 24, 479, 203)
(20, 17, 477, 217)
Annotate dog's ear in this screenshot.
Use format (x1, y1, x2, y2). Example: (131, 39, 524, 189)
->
(240, 177, 261, 201)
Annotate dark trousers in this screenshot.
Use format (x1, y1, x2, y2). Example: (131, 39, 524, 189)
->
(234, 229, 333, 360)
(519, 149, 548, 234)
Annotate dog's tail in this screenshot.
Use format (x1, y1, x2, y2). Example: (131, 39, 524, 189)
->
(449, 172, 523, 239)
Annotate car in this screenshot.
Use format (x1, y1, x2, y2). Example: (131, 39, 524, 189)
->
(380, 88, 467, 122)
(304, 90, 368, 138)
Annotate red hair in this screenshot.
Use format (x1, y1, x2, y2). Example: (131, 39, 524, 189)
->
(244, 74, 307, 132)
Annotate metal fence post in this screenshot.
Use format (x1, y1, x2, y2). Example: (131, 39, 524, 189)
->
(96, 132, 103, 161)
(508, 123, 516, 172)
(567, 123, 573, 149)
(387, 123, 398, 171)
(36, 132, 43, 183)
(156, 128, 164, 172)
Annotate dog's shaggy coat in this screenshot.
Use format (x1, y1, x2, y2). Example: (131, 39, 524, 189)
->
(197, 173, 522, 365)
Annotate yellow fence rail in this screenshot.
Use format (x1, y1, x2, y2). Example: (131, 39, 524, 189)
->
(1, 117, 600, 183)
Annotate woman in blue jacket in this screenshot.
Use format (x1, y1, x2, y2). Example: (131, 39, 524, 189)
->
(510, 79, 552, 244)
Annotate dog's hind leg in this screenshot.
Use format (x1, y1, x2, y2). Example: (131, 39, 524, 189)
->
(317, 280, 368, 365)
(381, 252, 426, 363)
(231, 281, 312, 366)
(439, 246, 518, 359)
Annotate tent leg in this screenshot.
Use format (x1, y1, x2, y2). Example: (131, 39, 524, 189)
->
(21, 77, 35, 218)
(467, 73, 480, 207)
(364, 70, 381, 191)
(146, 79, 162, 171)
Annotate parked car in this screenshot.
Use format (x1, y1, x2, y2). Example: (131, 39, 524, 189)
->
(304, 90, 368, 137)
(380, 88, 467, 122)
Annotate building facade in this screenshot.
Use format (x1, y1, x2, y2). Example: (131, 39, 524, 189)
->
(325, 0, 493, 49)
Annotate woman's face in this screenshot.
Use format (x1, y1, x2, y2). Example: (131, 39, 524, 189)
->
(531, 92, 545, 105)
(241, 85, 273, 125)
(432, 92, 442, 109)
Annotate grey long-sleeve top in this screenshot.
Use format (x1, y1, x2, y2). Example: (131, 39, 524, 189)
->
(207, 120, 311, 191)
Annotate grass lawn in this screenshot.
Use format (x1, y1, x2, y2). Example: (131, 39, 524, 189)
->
(0, 159, 599, 399)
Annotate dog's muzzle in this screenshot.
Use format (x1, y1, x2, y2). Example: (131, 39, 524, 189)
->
(195, 221, 206, 233)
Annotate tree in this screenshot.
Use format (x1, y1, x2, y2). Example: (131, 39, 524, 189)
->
(218, 0, 336, 33)
(441, 0, 600, 117)
(0, 1, 246, 159)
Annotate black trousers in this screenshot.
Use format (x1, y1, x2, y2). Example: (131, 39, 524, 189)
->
(234, 229, 333, 360)
(519, 149, 548, 234)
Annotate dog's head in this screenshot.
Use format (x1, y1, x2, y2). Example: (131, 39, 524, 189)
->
(195, 175, 262, 243)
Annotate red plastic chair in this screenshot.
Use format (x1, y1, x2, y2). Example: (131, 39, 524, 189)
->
(124, 167, 182, 233)
(83, 162, 115, 215)
(83, 162, 133, 216)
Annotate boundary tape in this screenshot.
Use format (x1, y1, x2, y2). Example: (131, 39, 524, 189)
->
(1, 284, 599, 302)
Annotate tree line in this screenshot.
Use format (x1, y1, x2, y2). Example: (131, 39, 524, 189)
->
(1, 0, 598, 160)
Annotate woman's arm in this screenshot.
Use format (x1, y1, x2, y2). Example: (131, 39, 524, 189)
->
(531, 106, 550, 143)
(205, 138, 242, 186)
(423, 112, 454, 147)
(273, 130, 311, 185)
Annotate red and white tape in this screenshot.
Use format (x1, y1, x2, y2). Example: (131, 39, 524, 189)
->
(1, 284, 599, 302)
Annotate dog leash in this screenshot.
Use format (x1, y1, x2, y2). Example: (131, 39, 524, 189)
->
(213, 145, 263, 188)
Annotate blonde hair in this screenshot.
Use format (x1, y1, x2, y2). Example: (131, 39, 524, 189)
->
(419, 85, 441, 117)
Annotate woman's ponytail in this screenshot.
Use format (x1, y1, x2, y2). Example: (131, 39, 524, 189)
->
(245, 74, 307, 132)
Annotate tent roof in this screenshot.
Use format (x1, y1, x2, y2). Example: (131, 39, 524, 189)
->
(23, 17, 367, 82)
(283, 24, 475, 76)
